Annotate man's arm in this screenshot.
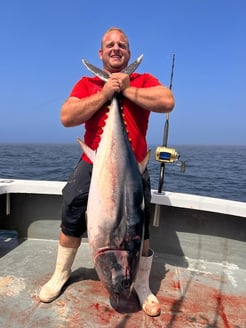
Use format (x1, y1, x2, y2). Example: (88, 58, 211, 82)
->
(122, 85, 175, 113)
(60, 75, 122, 127)
(112, 72, 175, 113)
(61, 93, 107, 127)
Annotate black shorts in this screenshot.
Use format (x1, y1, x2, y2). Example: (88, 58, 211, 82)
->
(61, 160, 151, 240)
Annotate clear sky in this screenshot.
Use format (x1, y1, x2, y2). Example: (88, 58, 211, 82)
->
(1, 0, 245, 145)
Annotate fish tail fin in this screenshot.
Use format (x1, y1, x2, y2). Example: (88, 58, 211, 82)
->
(138, 150, 151, 175)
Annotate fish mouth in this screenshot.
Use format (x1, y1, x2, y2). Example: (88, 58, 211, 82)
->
(94, 248, 136, 297)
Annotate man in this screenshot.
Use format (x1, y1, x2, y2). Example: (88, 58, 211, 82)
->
(39, 27, 174, 317)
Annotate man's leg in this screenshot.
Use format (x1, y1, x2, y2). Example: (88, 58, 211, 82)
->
(39, 232, 80, 303)
(39, 160, 91, 303)
(134, 169, 161, 316)
(134, 239, 161, 316)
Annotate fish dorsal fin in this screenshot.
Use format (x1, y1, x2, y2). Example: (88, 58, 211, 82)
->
(138, 150, 151, 175)
(77, 137, 96, 163)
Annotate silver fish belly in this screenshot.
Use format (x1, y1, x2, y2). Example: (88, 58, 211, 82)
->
(78, 96, 150, 298)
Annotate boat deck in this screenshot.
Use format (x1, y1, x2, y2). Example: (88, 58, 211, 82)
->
(1, 235, 245, 328)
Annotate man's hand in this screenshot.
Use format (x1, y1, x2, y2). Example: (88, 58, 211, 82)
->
(102, 73, 130, 100)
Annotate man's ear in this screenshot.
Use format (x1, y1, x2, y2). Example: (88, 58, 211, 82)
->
(98, 49, 103, 60)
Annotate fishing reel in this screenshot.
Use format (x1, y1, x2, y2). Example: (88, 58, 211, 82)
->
(155, 146, 186, 173)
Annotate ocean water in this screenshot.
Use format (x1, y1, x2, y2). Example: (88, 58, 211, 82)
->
(0, 143, 246, 203)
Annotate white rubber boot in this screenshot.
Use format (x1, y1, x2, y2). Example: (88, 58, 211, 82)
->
(39, 244, 78, 303)
(134, 249, 161, 316)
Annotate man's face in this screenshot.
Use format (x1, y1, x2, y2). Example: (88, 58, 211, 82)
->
(99, 30, 131, 73)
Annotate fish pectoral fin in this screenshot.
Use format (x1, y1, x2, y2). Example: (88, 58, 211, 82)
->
(138, 150, 151, 174)
(77, 137, 96, 163)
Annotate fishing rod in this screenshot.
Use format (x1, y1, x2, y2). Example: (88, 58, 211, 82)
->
(157, 53, 175, 193)
(153, 54, 185, 226)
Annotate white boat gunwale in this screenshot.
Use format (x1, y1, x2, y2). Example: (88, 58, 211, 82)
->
(0, 178, 245, 218)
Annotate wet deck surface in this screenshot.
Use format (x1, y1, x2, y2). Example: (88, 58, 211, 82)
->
(1, 236, 246, 328)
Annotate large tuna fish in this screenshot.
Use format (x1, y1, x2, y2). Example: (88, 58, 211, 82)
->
(78, 56, 150, 298)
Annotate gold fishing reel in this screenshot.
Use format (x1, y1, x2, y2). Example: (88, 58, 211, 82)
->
(155, 146, 185, 172)
(155, 146, 179, 163)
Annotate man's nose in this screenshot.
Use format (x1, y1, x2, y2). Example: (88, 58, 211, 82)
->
(112, 43, 120, 50)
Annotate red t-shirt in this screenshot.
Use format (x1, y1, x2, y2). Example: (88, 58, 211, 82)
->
(70, 72, 161, 163)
